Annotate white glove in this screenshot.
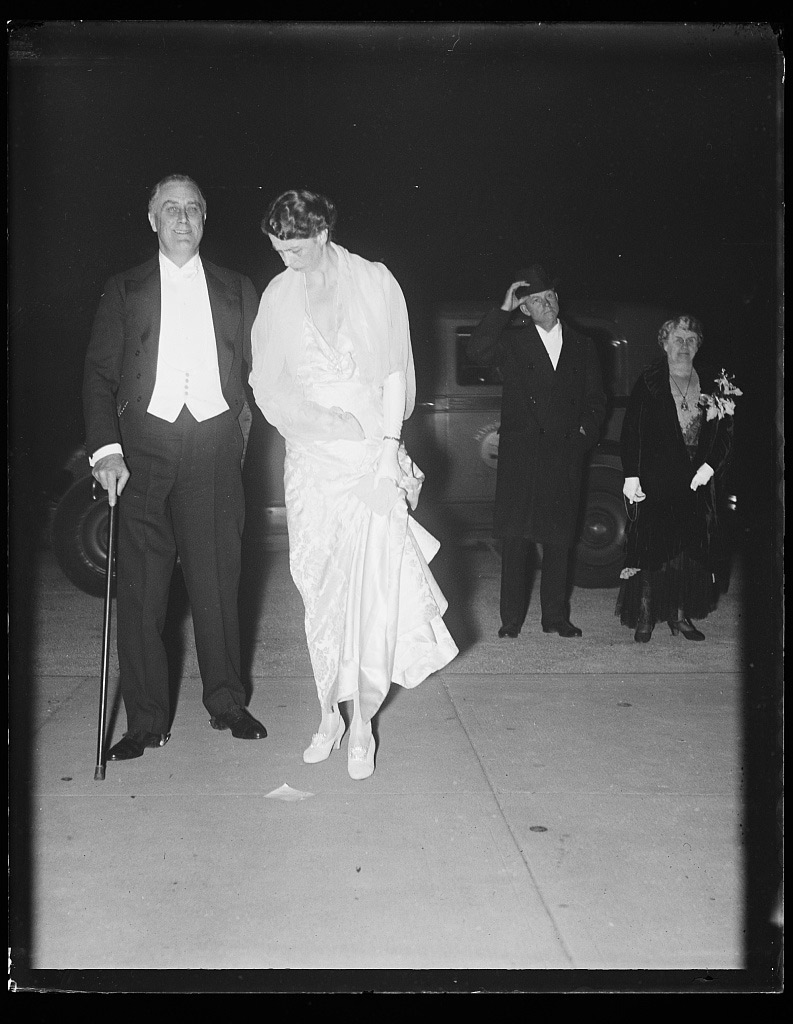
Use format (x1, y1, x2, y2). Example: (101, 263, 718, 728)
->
(381, 370, 407, 439)
(690, 463, 714, 490)
(623, 477, 646, 503)
(375, 371, 407, 485)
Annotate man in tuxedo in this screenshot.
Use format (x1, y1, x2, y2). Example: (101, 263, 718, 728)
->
(467, 264, 606, 638)
(83, 173, 267, 760)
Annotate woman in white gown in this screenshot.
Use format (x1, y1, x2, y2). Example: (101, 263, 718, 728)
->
(249, 190, 458, 780)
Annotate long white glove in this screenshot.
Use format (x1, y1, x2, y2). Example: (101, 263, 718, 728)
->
(690, 463, 714, 490)
(374, 370, 407, 485)
(623, 477, 646, 503)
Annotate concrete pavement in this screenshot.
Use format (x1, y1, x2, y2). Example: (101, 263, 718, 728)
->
(9, 530, 770, 988)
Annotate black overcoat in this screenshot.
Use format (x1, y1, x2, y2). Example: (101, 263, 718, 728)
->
(466, 309, 606, 545)
(620, 357, 735, 579)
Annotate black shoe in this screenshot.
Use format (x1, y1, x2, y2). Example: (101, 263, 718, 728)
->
(498, 626, 520, 638)
(669, 618, 705, 641)
(107, 732, 170, 761)
(634, 621, 654, 643)
(542, 620, 583, 638)
(210, 706, 267, 739)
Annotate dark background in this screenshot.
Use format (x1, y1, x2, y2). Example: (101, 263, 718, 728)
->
(9, 21, 782, 489)
(8, 21, 784, 985)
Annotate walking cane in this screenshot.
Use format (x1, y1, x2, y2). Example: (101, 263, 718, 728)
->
(94, 484, 117, 781)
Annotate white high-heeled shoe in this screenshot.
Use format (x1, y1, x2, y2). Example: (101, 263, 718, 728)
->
(347, 731, 376, 781)
(303, 713, 345, 764)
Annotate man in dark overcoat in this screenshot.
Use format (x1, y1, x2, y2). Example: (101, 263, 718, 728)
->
(83, 173, 267, 760)
(467, 264, 606, 637)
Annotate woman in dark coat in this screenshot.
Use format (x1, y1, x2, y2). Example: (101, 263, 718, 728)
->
(617, 314, 739, 641)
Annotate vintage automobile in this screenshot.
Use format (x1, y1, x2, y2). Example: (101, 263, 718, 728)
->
(399, 299, 675, 587)
(50, 299, 681, 594)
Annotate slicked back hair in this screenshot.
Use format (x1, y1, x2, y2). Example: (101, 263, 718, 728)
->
(148, 174, 206, 216)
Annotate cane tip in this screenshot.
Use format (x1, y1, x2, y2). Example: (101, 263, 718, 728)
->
(94, 766, 106, 781)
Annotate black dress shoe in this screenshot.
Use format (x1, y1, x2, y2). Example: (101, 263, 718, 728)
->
(210, 706, 267, 739)
(107, 732, 170, 761)
(542, 620, 583, 638)
(498, 626, 520, 638)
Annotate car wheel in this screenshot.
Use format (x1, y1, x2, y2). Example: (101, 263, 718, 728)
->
(50, 475, 115, 596)
(573, 466, 627, 588)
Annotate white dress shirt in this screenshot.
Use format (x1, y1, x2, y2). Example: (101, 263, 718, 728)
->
(535, 320, 563, 370)
(90, 252, 228, 465)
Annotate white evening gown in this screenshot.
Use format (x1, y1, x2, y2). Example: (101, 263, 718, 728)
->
(284, 312, 458, 723)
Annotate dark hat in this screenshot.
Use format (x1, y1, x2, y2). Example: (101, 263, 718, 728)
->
(514, 263, 556, 298)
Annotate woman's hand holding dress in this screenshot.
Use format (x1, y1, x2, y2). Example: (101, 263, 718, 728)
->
(374, 439, 402, 486)
(327, 406, 365, 441)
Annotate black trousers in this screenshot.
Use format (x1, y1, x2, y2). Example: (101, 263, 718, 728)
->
(116, 407, 246, 735)
(500, 537, 572, 631)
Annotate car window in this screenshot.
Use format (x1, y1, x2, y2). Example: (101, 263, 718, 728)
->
(586, 326, 618, 398)
(567, 322, 621, 399)
(455, 325, 504, 386)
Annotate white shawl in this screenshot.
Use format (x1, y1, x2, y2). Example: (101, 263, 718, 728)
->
(249, 243, 416, 444)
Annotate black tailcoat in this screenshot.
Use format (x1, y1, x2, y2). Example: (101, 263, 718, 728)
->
(83, 256, 257, 456)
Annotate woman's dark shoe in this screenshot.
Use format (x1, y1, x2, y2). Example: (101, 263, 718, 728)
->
(669, 618, 705, 641)
(634, 575, 653, 642)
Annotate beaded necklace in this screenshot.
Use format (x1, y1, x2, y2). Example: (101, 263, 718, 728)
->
(669, 369, 694, 411)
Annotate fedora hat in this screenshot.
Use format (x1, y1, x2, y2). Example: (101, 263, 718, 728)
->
(514, 263, 557, 298)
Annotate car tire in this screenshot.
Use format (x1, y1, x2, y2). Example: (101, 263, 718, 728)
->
(50, 475, 115, 597)
(573, 465, 627, 589)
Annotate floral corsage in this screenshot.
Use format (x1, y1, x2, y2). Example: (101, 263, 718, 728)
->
(698, 370, 742, 420)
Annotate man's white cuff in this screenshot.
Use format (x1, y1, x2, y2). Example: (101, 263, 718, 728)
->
(88, 443, 123, 467)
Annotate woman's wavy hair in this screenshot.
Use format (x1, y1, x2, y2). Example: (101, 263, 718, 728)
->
(262, 189, 337, 240)
(657, 314, 704, 350)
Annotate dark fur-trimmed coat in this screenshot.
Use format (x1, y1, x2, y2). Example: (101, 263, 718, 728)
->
(620, 356, 735, 578)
